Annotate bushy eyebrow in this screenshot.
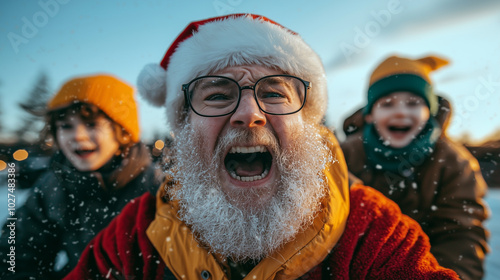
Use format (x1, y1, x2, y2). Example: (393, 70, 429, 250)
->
(196, 78, 233, 90)
(259, 77, 295, 91)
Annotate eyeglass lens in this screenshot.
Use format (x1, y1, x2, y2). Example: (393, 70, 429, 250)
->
(187, 76, 306, 116)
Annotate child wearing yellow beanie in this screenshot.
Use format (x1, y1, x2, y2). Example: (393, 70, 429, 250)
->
(0, 74, 160, 279)
(45, 74, 140, 171)
(47, 74, 140, 143)
(340, 55, 489, 280)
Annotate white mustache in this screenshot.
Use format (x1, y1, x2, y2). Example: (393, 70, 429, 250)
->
(215, 127, 280, 158)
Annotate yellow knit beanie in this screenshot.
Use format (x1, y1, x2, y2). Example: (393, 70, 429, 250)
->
(47, 74, 140, 142)
(364, 55, 449, 116)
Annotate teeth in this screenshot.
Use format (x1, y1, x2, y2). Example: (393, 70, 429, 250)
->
(227, 145, 270, 182)
(229, 169, 269, 182)
(229, 146, 266, 154)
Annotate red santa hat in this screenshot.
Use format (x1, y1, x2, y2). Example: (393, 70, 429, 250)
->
(137, 13, 327, 133)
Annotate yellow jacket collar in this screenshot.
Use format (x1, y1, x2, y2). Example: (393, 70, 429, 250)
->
(146, 127, 349, 280)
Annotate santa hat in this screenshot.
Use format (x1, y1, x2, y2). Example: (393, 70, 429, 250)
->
(364, 55, 449, 116)
(137, 13, 327, 133)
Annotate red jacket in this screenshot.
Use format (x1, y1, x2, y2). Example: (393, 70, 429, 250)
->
(64, 184, 458, 280)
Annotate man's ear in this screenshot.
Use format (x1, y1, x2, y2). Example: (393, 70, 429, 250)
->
(365, 114, 374, 124)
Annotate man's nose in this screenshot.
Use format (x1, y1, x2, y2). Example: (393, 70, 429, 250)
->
(230, 91, 266, 128)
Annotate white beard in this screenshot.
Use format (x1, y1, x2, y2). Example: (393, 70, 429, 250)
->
(167, 123, 331, 262)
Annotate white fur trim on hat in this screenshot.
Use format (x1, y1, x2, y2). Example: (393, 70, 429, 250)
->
(143, 15, 327, 133)
(137, 63, 167, 107)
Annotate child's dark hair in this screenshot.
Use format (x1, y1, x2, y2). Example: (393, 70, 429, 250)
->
(45, 102, 133, 151)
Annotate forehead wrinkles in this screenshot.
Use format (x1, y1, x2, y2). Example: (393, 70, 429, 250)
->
(214, 65, 281, 85)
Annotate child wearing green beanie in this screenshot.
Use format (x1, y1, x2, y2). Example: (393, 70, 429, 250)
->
(341, 55, 489, 280)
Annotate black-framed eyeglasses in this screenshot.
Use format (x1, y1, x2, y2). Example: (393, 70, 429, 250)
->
(182, 75, 310, 117)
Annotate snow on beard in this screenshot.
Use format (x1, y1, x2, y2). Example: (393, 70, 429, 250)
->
(167, 122, 331, 262)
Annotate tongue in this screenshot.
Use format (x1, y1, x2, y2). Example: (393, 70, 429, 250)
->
(235, 160, 264, 177)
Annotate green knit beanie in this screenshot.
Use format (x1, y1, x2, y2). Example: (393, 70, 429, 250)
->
(364, 55, 449, 116)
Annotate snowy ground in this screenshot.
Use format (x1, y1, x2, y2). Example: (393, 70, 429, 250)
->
(484, 187, 500, 280)
(0, 172, 499, 279)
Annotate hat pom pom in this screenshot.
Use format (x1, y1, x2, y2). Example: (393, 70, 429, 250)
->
(137, 63, 167, 107)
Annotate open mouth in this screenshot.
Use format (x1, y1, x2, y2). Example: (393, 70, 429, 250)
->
(74, 148, 96, 158)
(388, 125, 412, 134)
(224, 145, 272, 182)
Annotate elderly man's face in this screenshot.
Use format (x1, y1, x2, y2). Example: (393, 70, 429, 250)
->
(187, 65, 306, 209)
(170, 65, 328, 261)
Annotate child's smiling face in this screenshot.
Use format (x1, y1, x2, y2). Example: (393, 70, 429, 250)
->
(56, 111, 120, 171)
(365, 91, 430, 148)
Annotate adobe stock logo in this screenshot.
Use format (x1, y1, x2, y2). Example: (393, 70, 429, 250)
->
(7, 0, 71, 54)
(340, 0, 404, 62)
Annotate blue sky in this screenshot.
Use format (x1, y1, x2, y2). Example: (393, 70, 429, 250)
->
(1, 0, 499, 143)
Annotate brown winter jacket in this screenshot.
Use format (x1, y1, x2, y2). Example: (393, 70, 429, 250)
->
(340, 96, 489, 280)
